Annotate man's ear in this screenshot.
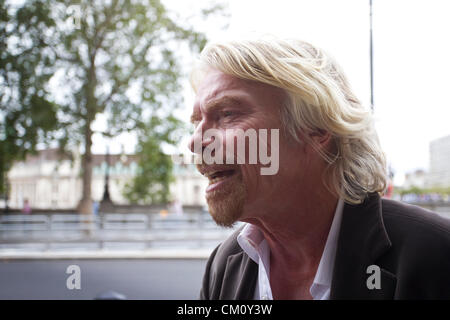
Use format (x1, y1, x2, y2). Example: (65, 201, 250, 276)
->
(308, 129, 332, 150)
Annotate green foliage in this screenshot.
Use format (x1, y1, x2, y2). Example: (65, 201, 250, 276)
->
(1, 0, 59, 194)
(123, 137, 173, 204)
(123, 114, 185, 204)
(395, 185, 450, 196)
(49, 0, 210, 142)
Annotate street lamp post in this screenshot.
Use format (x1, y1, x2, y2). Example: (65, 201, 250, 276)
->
(102, 146, 111, 202)
(369, 0, 374, 111)
(100, 145, 114, 213)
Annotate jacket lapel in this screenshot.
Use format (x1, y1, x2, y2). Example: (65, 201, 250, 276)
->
(220, 251, 258, 300)
(330, 193, 397, 299)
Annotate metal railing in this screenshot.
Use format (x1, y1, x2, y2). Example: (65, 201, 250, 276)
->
(0, 213, 239, 250)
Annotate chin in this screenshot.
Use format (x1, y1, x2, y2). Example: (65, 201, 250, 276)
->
(206, 182, 246, 228)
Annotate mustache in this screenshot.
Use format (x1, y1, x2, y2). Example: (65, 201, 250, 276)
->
(196, 163, 239, 174)
(192, 148, 248, 166)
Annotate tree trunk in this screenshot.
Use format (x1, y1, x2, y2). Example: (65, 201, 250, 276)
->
(78, 49, 97, 215)
(78, 122, 93, 215)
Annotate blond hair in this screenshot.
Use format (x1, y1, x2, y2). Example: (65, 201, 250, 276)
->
(191, 37, 387, 204)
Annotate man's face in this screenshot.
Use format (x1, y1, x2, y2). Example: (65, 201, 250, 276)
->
(189, 69, 306, 227)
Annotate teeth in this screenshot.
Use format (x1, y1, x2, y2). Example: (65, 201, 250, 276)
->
(204, 170, 220, 179)
(203, 169, 235, 184)
(209, 175, 227, 184)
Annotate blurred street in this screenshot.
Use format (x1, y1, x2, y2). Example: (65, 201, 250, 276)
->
(0, 212, 235, 300)
(0, 258, 208, 300)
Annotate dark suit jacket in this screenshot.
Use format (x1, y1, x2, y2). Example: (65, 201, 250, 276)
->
(199, 193, 450, 299)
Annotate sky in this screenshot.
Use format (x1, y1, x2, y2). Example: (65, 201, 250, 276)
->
(93, 0, 450, 186)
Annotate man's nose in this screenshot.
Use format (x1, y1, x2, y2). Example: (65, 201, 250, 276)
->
(188, 124, 214, 154)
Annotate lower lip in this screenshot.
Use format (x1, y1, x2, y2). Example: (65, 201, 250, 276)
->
(206, 171, 237, 193)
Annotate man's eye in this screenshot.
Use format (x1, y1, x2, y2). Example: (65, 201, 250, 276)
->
(223, 111, 234, 117)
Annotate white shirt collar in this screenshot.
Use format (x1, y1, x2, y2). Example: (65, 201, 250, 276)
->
(309, 197, 344, 299)
(237, 198, 345, 300)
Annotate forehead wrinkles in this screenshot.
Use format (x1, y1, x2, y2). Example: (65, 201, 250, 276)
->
(193, 70, 287, 120)
(195, 73, 251, 110)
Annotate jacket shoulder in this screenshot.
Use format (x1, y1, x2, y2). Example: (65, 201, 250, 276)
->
(381, 199, 450, 240)
(380, 199, 450, 298)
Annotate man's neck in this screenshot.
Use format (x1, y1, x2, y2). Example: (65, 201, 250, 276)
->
(242, 188, 338, 278)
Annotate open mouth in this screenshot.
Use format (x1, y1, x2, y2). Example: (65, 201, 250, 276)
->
(201, 168, 238, 193)
(207, 169, 236, 184)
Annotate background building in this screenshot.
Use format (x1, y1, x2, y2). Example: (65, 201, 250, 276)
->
(403, 169, 427, 189)
(7, 149, 207, 210)
(427, 134, 450, 188)
(170, 162, 208, 207)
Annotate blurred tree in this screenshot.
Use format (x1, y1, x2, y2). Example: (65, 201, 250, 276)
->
(1, 0, 226, 212)
(396, 186, 450, 197)
(0, 0, 59, 200)
(123, 115, 182, 204)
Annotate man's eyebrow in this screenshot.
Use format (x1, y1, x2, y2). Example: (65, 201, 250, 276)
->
(205, 96, 244, 111)
(190, 96, 245, 123)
